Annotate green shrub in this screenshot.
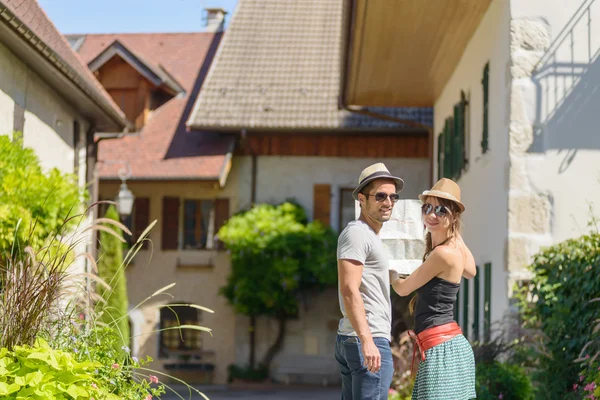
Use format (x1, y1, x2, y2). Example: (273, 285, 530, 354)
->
(227, 364, 269, 383)
(218, 201, 337, 370)
(516, 233, 600, 398)
(97, 205, 130, 347)
(476, 361, 535, 400)
(0, 135, 84, 254)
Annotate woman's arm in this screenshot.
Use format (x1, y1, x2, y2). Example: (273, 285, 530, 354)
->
(391, 248, 450, 296)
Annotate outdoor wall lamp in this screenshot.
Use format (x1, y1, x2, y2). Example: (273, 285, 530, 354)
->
(101, 160, 135, 217)
(115, 162, 134, 217)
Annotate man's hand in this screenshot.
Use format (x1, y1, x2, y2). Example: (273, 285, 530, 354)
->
(361, 338, 381, 373)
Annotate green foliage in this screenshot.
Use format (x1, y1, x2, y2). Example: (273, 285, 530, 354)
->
(0, 135, 84, 254)
(217, 201, 337, 318)
(227, 364, 269, 383)
(476, 362, 535, 400)
(97, 205, 130, 347)
(516, 233, 600, 398)
(0, 333, 165, 400)
(45, 322, 165, 400)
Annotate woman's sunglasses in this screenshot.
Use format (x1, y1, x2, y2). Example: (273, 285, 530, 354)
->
(421, 203, 449, 217)
(363, 192, 401, 203)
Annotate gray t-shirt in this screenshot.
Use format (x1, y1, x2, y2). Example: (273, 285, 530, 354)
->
(337, 220, 391, 341)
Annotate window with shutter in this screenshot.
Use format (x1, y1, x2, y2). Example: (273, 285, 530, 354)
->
(214, 198, 230, 250)
(481, 62, 490, 154)
(313, 184, 331, 227)
(473, 265, 481, 342)
(484, 262, 492, 342)
(183, 199, 214, 249)
(161, 197, 180, 250)
(443, 117, 453, 178)
(339, 188, 355, 231)
(442, 92, 469, 180)
(133, 197, 150, 249)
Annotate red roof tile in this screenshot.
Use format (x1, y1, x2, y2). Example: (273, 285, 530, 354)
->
(72, 32, 232, 180)
(1, 0, 126, 127)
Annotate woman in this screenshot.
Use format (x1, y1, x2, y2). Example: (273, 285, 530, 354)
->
(392, 178, 477, 399)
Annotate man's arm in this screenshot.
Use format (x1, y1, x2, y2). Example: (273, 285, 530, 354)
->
(338, 258, 381, 373)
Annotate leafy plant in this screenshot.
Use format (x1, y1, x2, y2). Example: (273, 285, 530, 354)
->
(218, 201, 337, 371)
(97, 205, 130, 347)
(476, 361, 535, 400)
(516, 233, 600, 398)
(0, 135, 84, 254)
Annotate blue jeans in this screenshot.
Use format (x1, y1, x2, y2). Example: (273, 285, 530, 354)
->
(334, 335, 394, 400)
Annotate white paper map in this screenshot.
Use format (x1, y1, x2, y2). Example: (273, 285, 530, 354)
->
(355, 199, 425, 275)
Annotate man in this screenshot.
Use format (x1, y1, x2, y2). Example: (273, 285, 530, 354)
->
(334, 162, 403, 400)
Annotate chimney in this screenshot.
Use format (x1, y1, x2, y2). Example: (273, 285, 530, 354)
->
(203, 8, 227, 33)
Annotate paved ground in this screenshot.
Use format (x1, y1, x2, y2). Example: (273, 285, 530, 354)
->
(160, 386, 340, 400)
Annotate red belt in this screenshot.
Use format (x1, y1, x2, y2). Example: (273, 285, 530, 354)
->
(407, 322, 463, 377)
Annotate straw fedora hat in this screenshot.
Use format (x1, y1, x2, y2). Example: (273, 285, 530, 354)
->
(418, 178, 465, 212)
(352, 163, 404, 200)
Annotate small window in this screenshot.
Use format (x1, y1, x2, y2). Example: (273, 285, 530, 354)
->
(159, 304, 203, 358)
(339, 188, 356, 231)
(183, 199, 215, 249)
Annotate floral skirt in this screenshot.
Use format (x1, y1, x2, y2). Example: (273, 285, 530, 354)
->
(412, 334, 476, 400)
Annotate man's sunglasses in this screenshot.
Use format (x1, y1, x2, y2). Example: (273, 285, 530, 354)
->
(363, 192, 401, 203)
(421, 203, 450, 217)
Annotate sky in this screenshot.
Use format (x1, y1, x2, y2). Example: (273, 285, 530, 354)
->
(38, 0, 238, 34)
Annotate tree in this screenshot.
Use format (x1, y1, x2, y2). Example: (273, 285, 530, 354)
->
(0, 135, 83, 254)
(218, 201, 337, 372)
(97, 205, 130, 347)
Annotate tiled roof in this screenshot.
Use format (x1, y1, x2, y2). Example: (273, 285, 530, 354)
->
(187, 0, 433, 131)
(0, 0, 127, 128)
(72, 32, 234, 181)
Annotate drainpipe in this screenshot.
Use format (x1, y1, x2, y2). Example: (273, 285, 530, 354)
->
(339, 0, 434, 186)
(241, 129, 258, 206)
(84, 125, 129, 320)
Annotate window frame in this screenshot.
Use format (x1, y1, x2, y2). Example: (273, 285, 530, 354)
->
(338, 187, 356, 232)
(181, 198, 216, 251)
(159, 304, 204, 359)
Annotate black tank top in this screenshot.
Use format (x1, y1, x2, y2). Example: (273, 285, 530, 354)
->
(414, 276, 460, 334)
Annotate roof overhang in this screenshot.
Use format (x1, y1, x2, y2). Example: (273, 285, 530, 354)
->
(89, 40, 186, 97)
(341, 0, 492, 108)
(0, 5, 128, 132)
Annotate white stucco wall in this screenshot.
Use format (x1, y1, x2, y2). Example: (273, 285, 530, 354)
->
(0, 41, 90, 275)
(433, 0, 512, 337)
(509, 0, 600, 248)
(0, 41, 87, 178)
(236, 155, 430, 230)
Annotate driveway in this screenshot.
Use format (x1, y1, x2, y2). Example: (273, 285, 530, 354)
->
(160, 386, 340, 400)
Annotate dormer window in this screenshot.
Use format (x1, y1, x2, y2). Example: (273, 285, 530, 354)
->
(88, 40, 185, 129)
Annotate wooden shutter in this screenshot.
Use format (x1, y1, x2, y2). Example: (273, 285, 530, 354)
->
(453, 104, 461, 180)
(162, 197, 180, 250)
(481, 62, 490, 154)
(462, 279, 469, 339)
(444, 117, 453, 179)
(484, 262, 492, 342)
(437, 133, 444, 180)
(313, 184, 331, 227)
(473, 266, 481, 342)
(214, 198, 230, 250)
(134, 197, 150, 249)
